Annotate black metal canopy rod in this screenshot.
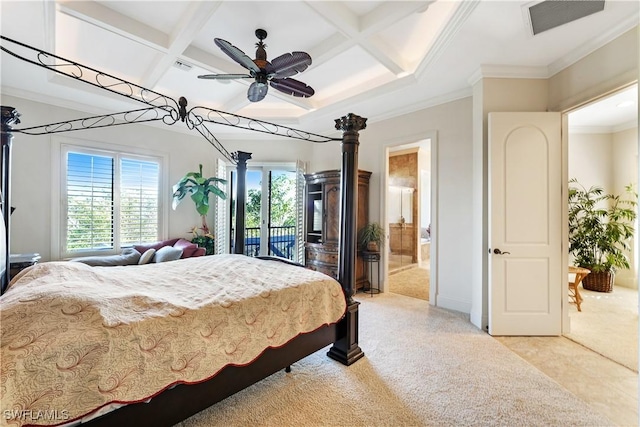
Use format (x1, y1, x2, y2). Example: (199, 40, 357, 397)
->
(10, 107, 179, 135)
(0, 35, 180, 114)
(187, 106, 339, 144)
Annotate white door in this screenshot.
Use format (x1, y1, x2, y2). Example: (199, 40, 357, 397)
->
(488, 112, 562, 336)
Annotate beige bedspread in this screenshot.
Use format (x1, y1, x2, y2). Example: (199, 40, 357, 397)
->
(0, 254, 346, 426)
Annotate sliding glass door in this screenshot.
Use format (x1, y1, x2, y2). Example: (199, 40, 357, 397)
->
(227, 163, 303, 262)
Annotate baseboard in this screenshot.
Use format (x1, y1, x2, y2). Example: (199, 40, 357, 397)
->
(436, 295, 472, 315)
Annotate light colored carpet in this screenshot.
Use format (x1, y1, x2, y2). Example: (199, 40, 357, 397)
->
(565, 284, 638, 372)
(388, 266, 429, 301)
(177, 293, 613, 427)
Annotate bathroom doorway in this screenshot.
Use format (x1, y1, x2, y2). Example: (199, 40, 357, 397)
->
(386, 139, 432, 301)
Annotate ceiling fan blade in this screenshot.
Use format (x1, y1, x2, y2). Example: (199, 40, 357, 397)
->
(214, 38, 260, 74)
(270, 78, 314, 98)
(247, 82, 268, 102)
(197, 74, 253, 80)
(269, 52, 312, 78)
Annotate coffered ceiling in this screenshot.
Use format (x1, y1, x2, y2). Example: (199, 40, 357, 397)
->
(1, 1, 638, 138)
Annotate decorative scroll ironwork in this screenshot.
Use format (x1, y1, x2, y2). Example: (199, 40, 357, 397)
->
(185, 113, 236, 164)
(187, 106, 340, 143)
(1, 35, 181, 114)
(11, 107, 179, 135)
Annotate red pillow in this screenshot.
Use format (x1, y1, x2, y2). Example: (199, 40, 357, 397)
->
(173, 238, 199, 258)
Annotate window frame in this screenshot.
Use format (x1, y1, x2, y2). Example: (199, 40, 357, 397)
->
(52, 138, 168, 259)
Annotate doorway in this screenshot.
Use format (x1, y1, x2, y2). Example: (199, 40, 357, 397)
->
(384, 139, 433, 302)
(565, 83, 638, 371)
(229, 164, 300, 261)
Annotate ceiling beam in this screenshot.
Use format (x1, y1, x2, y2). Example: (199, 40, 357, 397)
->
(141, 2, 224, 88)
(57, 1, 169, 50)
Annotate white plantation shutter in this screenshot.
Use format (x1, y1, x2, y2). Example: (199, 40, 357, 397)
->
(215, 158, 228, 255)
(119, 158, 160, 246)
(63, 147, 161, 255)
(66, 152, 114, 251)
(295, 160, 306, 264)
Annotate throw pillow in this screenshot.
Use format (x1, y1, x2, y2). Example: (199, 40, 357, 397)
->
(138, 248, 156, 265)
(173, 238, 199, 258)
(154, 246, 183, 263)
(71, 248, 141, 266)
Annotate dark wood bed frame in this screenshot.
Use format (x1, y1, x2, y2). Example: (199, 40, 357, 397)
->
(0, 103, 366, 425)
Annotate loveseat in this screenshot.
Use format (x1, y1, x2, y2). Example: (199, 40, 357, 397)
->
(70, 238, 205, 267)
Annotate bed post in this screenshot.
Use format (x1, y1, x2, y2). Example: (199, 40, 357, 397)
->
(0, 106, 19, 295)
(327, 113, 366, 366)
(233, 151, 252, 255)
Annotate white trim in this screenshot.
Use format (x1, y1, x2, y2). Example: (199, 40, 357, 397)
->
(569, 120, 638, 135)
(467, 65, 550, 86)
(214, 158, 228, 255)
(436, 295, 472, 314)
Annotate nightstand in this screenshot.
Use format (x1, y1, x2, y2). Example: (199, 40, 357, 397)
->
(9, 253, 41, 279)
(361, 251, 381, 296)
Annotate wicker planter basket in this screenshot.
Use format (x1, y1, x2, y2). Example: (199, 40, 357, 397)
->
(582, 270, 614, 293)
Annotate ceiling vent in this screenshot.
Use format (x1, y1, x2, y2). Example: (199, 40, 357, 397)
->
(527, 0, 605, 35)
(173, 60, 193, 71)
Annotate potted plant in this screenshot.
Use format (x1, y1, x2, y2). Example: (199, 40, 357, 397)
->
(173, 164, 227, 255)
(359, 222, 385, 252)
(568, 178, 637, 292)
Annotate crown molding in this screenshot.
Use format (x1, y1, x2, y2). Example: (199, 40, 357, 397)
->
(467, 64, 550, 86)
(368, 87, 473, 125)
(547, 14, 640, 76)
(569, 119, 638, 135)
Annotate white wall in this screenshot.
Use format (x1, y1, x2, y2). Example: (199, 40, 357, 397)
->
(311, 97, 474, 314)
(613, 127, 639, 289)
(419, 147, 431, 229)
(568, 133, 614, 191)
(4, 95, 313, 261)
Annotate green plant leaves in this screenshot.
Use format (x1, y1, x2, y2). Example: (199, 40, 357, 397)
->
(172, 164, 227, 234)
(568, 178, 637, 272)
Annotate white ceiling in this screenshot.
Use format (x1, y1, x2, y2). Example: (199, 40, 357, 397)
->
(0, 1, 638, 139)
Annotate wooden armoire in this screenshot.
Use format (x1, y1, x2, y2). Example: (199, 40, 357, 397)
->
(304, 169, 371, 289)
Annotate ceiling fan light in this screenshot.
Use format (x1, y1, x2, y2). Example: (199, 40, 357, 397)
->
(248, 81, 268, 102)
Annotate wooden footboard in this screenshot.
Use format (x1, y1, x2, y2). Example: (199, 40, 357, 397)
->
(85, 324, 338, 427)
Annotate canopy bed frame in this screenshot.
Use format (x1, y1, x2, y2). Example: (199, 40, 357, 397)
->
(0, 35, 365, 426)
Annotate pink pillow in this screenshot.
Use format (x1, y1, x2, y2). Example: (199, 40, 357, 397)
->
(173, 238, 199, 258)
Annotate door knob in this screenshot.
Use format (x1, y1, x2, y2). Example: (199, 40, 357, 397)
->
(493, 248, 511, 255)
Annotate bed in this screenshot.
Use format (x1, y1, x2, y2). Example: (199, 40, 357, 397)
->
(1, 255, 346, 426)
(0, 36, 367, 427)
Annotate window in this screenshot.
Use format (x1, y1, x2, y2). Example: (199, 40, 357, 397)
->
(63, 146, 161, 255)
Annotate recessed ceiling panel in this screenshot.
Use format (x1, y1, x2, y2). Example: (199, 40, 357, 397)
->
(303, 45, 395, 103)
(55, 10, 161, 85)
(191, 1, 337, 62)
(96, 1, 189, 34)
(154, 65, 246, 110)
(0, 1, 48, 49)
(237, 97, 310, 119)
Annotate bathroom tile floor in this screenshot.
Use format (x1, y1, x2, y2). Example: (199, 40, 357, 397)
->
(496, 335, 638, 426)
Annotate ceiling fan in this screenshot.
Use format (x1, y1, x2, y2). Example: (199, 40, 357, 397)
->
(198, 29, 315, 103)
